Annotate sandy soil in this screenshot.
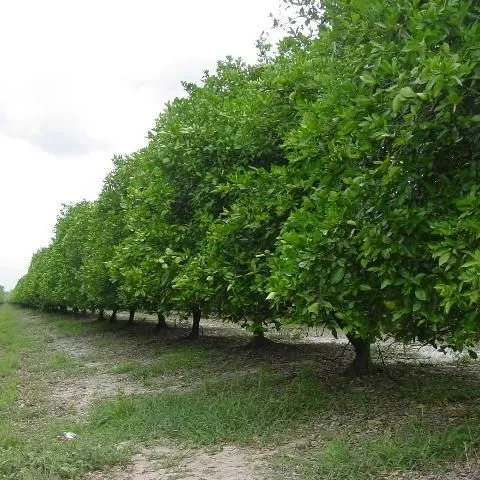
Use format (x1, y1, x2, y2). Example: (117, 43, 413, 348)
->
(85, 444, 270, 480)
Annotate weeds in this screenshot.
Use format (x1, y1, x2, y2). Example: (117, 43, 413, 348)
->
(113, 347, 213, 381)
(1, 306, 479, 479)
(276, 420, 480, 480)
(89, 369, 325, 446)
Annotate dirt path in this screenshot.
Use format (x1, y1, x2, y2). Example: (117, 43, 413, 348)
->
(85, 445, 270, 480)
(40, 315, 275, 479)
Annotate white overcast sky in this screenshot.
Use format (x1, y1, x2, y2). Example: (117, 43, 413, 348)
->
(0, 0, 282, 290)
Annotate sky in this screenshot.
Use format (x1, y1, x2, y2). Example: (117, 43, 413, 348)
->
(0, 0, 282, 290)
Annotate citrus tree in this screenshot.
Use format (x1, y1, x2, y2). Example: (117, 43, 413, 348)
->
(268, 0, 480, 373)
(108, 149, 178, 328)
(12, 0, 480, 375)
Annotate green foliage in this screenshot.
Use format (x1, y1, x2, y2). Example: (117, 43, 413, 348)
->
(11, 0, 480, 358)
(268, 0, 480, 351)
(108, 149, 180, 316)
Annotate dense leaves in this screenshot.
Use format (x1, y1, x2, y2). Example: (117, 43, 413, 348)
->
(12, 0, 480, 369)
(269, 0, 480, 357)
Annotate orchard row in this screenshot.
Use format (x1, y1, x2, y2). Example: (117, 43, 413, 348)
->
(12, 0, 480, 373)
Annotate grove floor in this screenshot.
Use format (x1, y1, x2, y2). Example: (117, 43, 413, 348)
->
(1, 305, 480, 480)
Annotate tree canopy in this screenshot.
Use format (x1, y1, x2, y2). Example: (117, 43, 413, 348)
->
(12, 0, 480, 373)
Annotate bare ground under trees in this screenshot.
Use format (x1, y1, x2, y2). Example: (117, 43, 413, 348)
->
(4, 308, 480, 480)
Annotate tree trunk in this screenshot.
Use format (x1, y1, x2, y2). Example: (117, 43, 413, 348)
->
(188, 306, 201, 339)
(345, 334, 373, 376)
(98, 309, 105, 321)
(110, 309, 117, 323)
(246, 320, 273, 348)
(81, 308, 87, 316)
(156, 312, 169, 329)
(247, 330, 271, 348)
(128, 308, 135, 325)
(72, 307, 79, 315)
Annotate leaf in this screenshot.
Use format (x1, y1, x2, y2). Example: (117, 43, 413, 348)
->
(415, 288, 427, 301)
(384, 300, 396, 310)
(360, 73, 375, 84)
(265, 292, 276, 301)
(399, 86, 416, 98)
(392, 311, 403, 321)
(308, 302, 320, 314)
(392, 94, 403, 113)
(381, 279, 391, 289)
(438, 252, 450, 266)
(331, 267, 345, 285)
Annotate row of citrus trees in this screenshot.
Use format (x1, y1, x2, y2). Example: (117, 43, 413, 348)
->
(12, 0, 480, 373)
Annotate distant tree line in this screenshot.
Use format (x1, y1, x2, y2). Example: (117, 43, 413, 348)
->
(11, 0, 480, 374)
(0, 285, 6, 304)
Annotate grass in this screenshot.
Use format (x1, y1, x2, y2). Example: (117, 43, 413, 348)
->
(89, 368, 325, 445)
(47, 351, 78, 370)
(0, 369, 324, 478)
(48, 315, 111, 337)
(0, 432, 125, 480)
(0, 305, 129, 479)
(276, 421, 479, 480)
(1, 305, 480, 479)
(272, 369, 480, 479)
(113, 347, 214, 381)
(0, 305, 33, 408)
